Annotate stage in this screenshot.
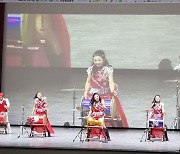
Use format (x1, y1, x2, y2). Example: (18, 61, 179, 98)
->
(0, 126, 180, 154)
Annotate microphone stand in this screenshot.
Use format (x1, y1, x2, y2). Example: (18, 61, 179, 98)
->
(73, 98, 86, 143)
(17, 105, 29, 138)
(140, 109, 150, 142)
(73, 86, 76, 126)
(171, 79, 180, 129)
(171, 64, 180, 129)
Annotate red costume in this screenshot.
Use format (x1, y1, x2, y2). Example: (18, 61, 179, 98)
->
(34, 98, 54, 134)
(0, 99, 8, 112)
(87, 99, 107, 140)
(90, 101, 105, 119)
(87, 65, 113, 99)
(150, 102, 164, 120)
(0, 93, 12, 133)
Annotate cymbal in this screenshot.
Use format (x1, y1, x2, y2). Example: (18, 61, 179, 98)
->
(141, 109, 150, 112)
(163, 80, 179, 83)
(78, 117, 87, 119)
(21, 105, 31, 108)
(61, 88, 84, 92)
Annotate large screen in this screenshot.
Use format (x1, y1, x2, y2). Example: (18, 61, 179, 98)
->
(5, 14, 180, 69)
(2, 8, 180, 128)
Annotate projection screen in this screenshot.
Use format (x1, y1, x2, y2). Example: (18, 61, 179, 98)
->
(2, 3, 180, 128)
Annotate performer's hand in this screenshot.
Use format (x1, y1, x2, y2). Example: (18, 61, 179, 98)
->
(112, 90, 117, 96)
(83, 94, 88, 99)
(81, 96, 86, 102)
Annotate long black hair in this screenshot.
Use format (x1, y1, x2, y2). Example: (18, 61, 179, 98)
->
(34, 92, 41, 99)
(91, 50, 110, 75)
(90, 93, 101, 108)
(151, 95, 160, 108)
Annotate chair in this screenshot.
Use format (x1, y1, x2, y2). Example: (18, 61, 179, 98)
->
(86, 116, 108, 142)
(86, 125, 107, 142)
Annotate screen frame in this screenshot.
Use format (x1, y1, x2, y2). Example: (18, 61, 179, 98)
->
(5, 3, 180, 15)
(0, 3, 5, 91)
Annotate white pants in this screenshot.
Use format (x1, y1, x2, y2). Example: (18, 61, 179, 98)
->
(4, 112, 12, 133)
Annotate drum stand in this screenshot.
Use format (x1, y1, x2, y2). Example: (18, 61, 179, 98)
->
(73, 106, 86, 143)
(140, 110, 150, 142)
(17, 105, 29, 138)
(72, 126, 86, 143)
(171, 79, 180, 129)
(72, 86, 76, 126)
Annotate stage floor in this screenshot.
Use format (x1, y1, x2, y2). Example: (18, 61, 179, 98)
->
(0, 126, 180, 153)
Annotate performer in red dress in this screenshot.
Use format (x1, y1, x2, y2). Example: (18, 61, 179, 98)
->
(0, 93, 12, 133)
(150, 95, 165, 119)
(149, 95, 169, 141)
(32, 92, 54, 137)
(87, 93, 111, 141)
(83, 50, 128, 128)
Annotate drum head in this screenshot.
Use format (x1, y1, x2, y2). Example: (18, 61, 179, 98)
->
(33, 116, 39, 122)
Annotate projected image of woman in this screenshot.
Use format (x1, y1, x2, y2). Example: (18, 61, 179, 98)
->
(83, 50, 128, 128)
(32, 92, 55, 137)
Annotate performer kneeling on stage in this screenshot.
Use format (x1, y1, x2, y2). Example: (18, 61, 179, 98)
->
(87, 93, 111, 141)
(32, 92, 54, 137)
(0, 93, 12, 134)
(149, 95, 169, 141)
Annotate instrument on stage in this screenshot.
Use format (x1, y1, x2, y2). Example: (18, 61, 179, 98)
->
(28, 114, 46, 125)
(0, 112, 7, 124)
(149, 118, 164, 128)
(81, 98, 111, 116)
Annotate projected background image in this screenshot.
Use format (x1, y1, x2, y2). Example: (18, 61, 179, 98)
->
(2, 14, 180, 128)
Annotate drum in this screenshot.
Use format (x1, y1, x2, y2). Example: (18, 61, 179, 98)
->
(0, 112, 7, 124)
(149, 118, 164, 128)
(150, 127, 164, 139)
(81, 98, 111, 116)
(28, 114, 46, 125)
